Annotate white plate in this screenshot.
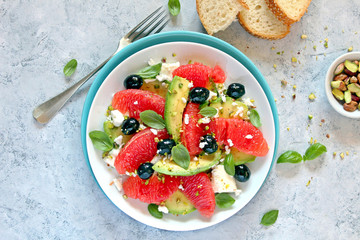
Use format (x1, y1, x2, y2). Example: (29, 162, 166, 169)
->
(86, 42, 276, 231)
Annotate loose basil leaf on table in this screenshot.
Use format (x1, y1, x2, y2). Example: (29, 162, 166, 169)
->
(63, 59, 77, 77)
(303, 143, 327, 161)
(136, 63, 162, 79)
(199, 106, 217, 117)
(140, 110, 166, 129)
(89, 130, 113, 152)
(261, 210, 279, 226)
(148, 204, 163, 219)
(168, 0, 181, 16)
(171, 144, 190, 169)
(224, 153, 235, 176)
(277, 150, 303, 164)
(249, 109, 262, 128)
(215, 193, 235, 208)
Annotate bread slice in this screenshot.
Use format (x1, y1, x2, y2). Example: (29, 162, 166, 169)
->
(196, 0, 249, 35)
(238, 0, 290, 39)
(266, 0, 312, 24)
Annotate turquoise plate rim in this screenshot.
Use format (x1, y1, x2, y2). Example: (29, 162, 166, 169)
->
(81, 30, 279, 229)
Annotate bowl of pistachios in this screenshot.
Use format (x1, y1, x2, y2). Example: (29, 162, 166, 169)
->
(325, 52, 360, 119)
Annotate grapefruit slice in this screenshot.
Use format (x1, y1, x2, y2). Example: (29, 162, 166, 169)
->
(123, 174, 180, 204)
(181, 103, 205, 156)
(112, 89, 165, 119)
(114, 128, 169, 174)
(180, 173, 215, 218)
(210, 65, 226, 83)
(172, 62, 212, 88)
(209, 118, 269, 157)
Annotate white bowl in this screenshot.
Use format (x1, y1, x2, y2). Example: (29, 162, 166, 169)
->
(85, 41, 276, 231)
(325, 52, 360, 118)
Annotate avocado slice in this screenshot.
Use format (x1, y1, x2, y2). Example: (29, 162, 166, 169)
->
(153, 150, 221, 176)
(164, 190, 196, 215)
(164, 76, 190, 142)
(103, 121, 133, 143)
(140, 80, 167, 98)
(231, 148, 256, 165)
(344, 90, 352, 103)
(210, 96, 248, 119)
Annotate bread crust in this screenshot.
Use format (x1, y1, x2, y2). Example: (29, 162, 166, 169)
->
(266, 0, 312, 24)
(196, 0, 213, 35)
(237, 12, 290, 40)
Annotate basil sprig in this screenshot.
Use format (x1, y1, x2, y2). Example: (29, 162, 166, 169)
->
(277, 151, 303, 164)
(171, 144, 190, 169)
(261, 210, 279, 226)
(89, 130, 113, 151)
(224, 153, 235, 176)
(136, 63, 162, 79)
(303, 143, 327, 161)
(249, 109, 262, 128)
(168, 0, 180, 16)
(63, 59, 77, 77)
(148, 204, 163, 219)
(140, 110, 165, 129)
(199, 106, 217, 117)
(215, 193, 235, 208)
(277, 143, 327, 164)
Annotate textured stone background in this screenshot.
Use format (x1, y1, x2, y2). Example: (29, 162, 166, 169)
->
(1, 0, 360, 239)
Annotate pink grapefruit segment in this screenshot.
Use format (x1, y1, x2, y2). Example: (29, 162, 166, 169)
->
(123, 174, 180, 204)
(112, 89, 165, 119)
(210, 65, 226, 83)
(114, 128, 169, 174)
(209, 118, 269, 157)
(180, 173, 215, 218)
(181, 103, 205, 156)
(172, 62, 212, 88)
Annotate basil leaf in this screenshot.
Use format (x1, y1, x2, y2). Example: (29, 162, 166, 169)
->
(303, 143, 327, 161)
(277, 151, 303, 164)
(261, 210, 279, 226)
(224, 154, 235, 176)
(148, 204, 163, 219)
(199, 101, 209, 109)
(63, 59, 77, 77)
(140, 110, 165, 129)
(171, 144, 190, 169)
(89, 130, 113, 151)
(215, 193, 235, 208)
(136, 63, 162, 79)
(209, 79, 219, 97)
(249, 109, 262, 128)
(199, 107, 217, 117)
(168, 0, 180, 16)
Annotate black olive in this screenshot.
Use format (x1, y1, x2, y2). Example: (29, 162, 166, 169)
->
(227, 83, 245, 99)
(124, 74, 143, 89)
(157, 139, 176, 155)
(200, 135, 218, 154)
(121, 118, 139, 135)
(137, 162, 154, 180)
(234, 164, 251, 182)
(189, 87, 210, 104)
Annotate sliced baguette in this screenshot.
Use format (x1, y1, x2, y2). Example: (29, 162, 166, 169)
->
(266, 0, 312, 24)
(238, 0, 290, 40)
(196, 0, 249, 35)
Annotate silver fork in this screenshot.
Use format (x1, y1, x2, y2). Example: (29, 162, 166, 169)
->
(33, 7, 169, 124)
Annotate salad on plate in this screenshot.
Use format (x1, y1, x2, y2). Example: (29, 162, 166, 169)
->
(89, 57, 269, 218)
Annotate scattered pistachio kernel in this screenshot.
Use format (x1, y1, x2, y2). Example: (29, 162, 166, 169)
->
(172, 53, 176, 57)
(287, 127, 290, 131)
(250, 99, 255, 103)
(340, 152, 345, 159)
(281, 80, 288, 87)
(301, 34, 307, 39)
(348, 47, 353, 52)
(271, 47, 275, 50)
(324, 41, 328, 48)
(314, 139, 317, 144)
(333, 152, 337, 157)
(274, 98, 277, 102)
(326, 134, 330, 138)
(291, 57, 298, 63)
(123, 194, 128, 199)
(273, 64, 277, 69)
(293, 85, 297, 89)
(324, 26, 328, 30)
(309, 93, 316, 100)
(308, 114, 313, 120)
(309, 137, 313, 144)
(306, 180, 311, 187)
(313, 45, 317, 50)
(346, 151, 349, 156)
(154, 137, 159, 142)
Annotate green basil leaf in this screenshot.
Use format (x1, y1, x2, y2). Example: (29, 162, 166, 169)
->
(261, 210, 279, 226)
(277, 151, 303, 164)
(63, 59, 77, 77)
(199, 107, 217, 117)
(89, 130, 113, 151)
(148, 204, 163, 219)
(199, 101, 209, 109)
(224, 153, 235, 176)
(215, 193, 235, 208)
(303, 143, 327, 161)
(136, 63, 162, 79)
(140, 110, 165, 129)
(209, 79, 220, 97)
(249, 109, 262, 128)
(168, 0, 180, 16)
(171, 144, 190, 169)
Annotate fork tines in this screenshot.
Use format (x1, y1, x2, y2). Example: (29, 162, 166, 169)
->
(125, 6, 170, 42)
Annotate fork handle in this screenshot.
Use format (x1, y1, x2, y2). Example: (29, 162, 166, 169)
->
(33, 55, 113, 124)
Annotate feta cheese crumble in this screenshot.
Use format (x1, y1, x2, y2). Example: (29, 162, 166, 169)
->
(133, 101, 138, 105)
(221, 95, 227, 103)
(103, 148, 121, 168)
(158, 205, 169, 214)
(242, 98, 254, 107)
(207, 91, 217, 101)
(245, 135, 253, 139)
(178, 184, 185, 191)
(181, 97, 187, 104)
(150, 129, 158, 135)
(225, 145, 231, 155)
(199, 117, 211, 124)
(110, 110, 124, 127)
(199, 141, 208, 149)
(114, 135, 123, 146)
(144, 79, 157, 83)
(227, 139, 234, 147)
(188, 82, 194, 88)
(211, 165, 239, 193)
(184, 114, 190, 125)
(156, 62, 180, 82)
